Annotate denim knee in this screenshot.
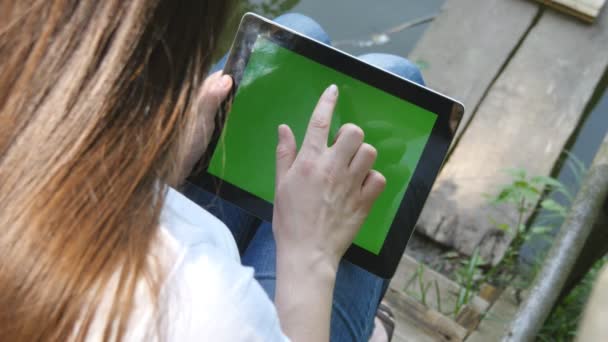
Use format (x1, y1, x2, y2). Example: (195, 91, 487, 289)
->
(358, 53, 425, 86)
(274, 13, 331, 45)
(209, 13, 330, 74)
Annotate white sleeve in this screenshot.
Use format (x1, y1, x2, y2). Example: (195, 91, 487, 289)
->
(157, 187, 288, 341)
(164, 245, 289, 342)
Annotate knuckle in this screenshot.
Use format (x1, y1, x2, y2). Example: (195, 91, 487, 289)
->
(304, 142, 322, 155)
(296, 157, 316, 176)
(371, 171, 387, 188)
(344, 123, 364, 141)
(352, 196, 370, 214)
(276, 144, 291, 159)
(324, 172, 337, 185)
(310, 116, 330, 130)
(352, 195, 366, 208)
(363, 143, 377, 159)
(322, 166, 339, 185)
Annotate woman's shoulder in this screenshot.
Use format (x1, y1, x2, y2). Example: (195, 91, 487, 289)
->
(161, 238, 286, 341)
(160, 186, 239, 260)
(154, 187, 288, 341)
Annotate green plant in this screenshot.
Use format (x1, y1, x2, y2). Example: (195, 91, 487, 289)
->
(404, 250, 487, 318)
(417, 263, 432, 307)
(453, 248, 484, 316)
(405, 263, 447, 316)
(562, 151, 587, 187)
(434, 280, 442, 314)
(404, 161, 584, 323)
(406, 263, 433, 307)
(485, 168, 571, 289)
(537, 256, 608, 341)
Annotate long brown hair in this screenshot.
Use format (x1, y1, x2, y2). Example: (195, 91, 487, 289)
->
(0, 0, 232, 340)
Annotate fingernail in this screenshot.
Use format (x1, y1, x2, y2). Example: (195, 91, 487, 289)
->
(220, 75, 232, 89)
(326, 84, 338, 98)
(277, 124, 286, 139)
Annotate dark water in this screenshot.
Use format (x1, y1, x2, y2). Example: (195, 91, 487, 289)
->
(237, 0, 444, 57)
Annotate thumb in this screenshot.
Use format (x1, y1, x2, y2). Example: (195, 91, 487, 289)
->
(276, 124, 296, 185)
(199, 73, 233, 115)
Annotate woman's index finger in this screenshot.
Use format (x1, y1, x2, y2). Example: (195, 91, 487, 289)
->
(301, 84, 339, 154)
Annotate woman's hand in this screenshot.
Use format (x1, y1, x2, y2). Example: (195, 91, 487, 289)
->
(179, 71, 233, 182)
(273, 84, 386, 272)
(273, 84, 386, 341)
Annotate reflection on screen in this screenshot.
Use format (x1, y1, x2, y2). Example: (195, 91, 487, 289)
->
(209, 37, 437, 255)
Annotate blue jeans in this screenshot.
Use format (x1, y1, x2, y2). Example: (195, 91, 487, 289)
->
(184, 13, 425, 342)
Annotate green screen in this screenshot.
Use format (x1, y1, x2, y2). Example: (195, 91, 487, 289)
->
(209, 38, 437, 254)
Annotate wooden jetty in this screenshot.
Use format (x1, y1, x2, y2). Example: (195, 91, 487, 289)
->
(386, 254, 519, 342)
(533, 0, 607, 23)
(503, 133, 608, 340)
(384, 0, 608, 340)
(410, 0, 608, 264)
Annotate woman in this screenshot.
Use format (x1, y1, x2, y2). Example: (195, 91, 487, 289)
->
(0, 1, 424, 340)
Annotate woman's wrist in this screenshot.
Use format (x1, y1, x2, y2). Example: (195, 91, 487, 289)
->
(276, 245, 339, 284)
(275, 246, 338, 341)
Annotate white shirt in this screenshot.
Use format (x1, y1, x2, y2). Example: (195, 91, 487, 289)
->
(86, 187, 289, 341)
(158, 187, 288, 341)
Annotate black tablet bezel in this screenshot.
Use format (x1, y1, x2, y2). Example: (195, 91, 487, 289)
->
(189, 13, 464, 278)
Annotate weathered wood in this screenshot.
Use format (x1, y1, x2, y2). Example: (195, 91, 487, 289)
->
(478, 284, 501, 303)
(455, 305, 482, 332)
(391, 308, 444, 342)
(559, 207, 608, 300)
(389, 254, 489, 315)
(560, 133, 608, 299)
(533, 0, 607, 23)
(503, 132, 608, 341)
(577, 264, 608, 341)
(408, 0, 539, 140)
(466, 288, 520, 341)
(416, 6, 608, 264)
(385, 288, 468, 342)
(391, 305, 444, 342)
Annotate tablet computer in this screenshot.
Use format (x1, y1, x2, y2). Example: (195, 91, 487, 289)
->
(189, 13, 464, 278)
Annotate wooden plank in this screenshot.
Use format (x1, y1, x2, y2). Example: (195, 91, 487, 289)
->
(408, 0, 539, 140)
(385, 288, 468, 342)
(502, 134, 608, 340)
(389, 254, 490, 315)
(466, 288, 520, 341)
(533, 0, 606, 22)
(392, 308, 444, 342)
(560, 133, 608, 298)
(577, 265, 608, 341)
(416, 5, 608, 264)
(456, 284, 502, 333)
(455, 305, 483, 332)
(478, 284, 501, 303)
